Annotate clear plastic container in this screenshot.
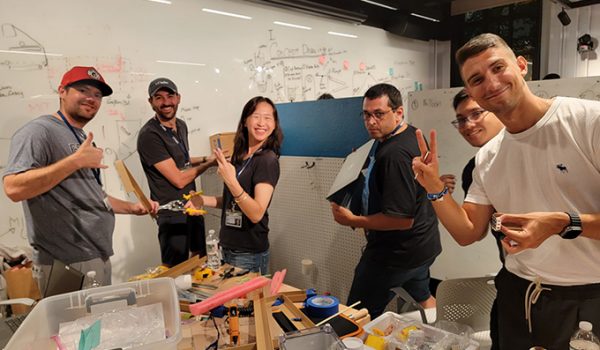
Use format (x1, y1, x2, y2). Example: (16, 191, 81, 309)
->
(362, 312, 479, 350)
(4, 277, 180, 350)
(570, 321, 600, 350)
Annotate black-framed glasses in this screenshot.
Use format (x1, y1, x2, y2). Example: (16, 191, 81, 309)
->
(450, 109, 489, 129)
(360, 109, 393, 121)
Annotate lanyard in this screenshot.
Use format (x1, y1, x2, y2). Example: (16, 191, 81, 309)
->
(382, 120, 404, 141)
(236, 148, 262, 177)
(155, 116, 191, 166)
(57, 111, 102, 186)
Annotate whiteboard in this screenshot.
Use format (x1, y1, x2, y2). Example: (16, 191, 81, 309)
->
(0, 0, 434, 282)
(407, 75, 600, 279)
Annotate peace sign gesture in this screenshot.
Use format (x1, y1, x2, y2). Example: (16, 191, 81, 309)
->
(412, 129, 444, 193)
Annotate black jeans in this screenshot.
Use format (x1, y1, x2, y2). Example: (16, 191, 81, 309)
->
(495, 267, 600, 349)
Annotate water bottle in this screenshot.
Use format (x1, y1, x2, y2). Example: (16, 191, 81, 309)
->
(85, 270, 101, 289)
(570, 321, 600, 350)
(205, 229, 221, 270)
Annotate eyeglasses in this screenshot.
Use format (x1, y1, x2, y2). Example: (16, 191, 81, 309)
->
(360, 109, 393, 121)
(450, 109, 489, 129)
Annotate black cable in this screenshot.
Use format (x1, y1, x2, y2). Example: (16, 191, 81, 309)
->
(205, 314, 220, 350)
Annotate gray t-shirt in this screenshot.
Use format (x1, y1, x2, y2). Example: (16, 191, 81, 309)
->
(3, 115, 115, 265)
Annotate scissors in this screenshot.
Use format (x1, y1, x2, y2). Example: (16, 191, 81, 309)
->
(158, 192, 207, 215)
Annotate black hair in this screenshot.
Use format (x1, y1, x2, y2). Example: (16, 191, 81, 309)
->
(363, 83, 402, 109)
(452, 89, 470, 110)
(232, 96, 284, 164)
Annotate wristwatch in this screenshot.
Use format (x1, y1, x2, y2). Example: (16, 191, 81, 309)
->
(558, 212, 583, 239)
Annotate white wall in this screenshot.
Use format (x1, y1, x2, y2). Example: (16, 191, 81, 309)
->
(544, 0, 600, 78)
(0, 0, 438, 283)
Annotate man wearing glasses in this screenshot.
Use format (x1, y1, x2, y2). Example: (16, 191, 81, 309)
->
(441, 89, 504, 349)
(330, 83, 441, 318)
(442, 89, 504, 199)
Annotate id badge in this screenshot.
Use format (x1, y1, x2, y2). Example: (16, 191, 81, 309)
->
(225, 209, 243, 228)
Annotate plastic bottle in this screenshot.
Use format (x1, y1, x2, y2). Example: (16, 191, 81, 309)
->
(570, 321, 600, 350)
(205, 229, 221, 270)
(85, 270, 101, 289)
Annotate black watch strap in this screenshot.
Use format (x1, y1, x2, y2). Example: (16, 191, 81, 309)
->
(559, 212, 583, 239)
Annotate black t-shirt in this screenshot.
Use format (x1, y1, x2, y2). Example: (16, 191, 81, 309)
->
(219, 149, 280, 253)
(461, 156, 475, 196)
(137, 117, 195, 221)
(362, 124, 441, 268)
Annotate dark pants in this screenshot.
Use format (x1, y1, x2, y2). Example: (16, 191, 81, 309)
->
(495, 267, 600, 349)
(347, 254, 434, 319)
(158, 215, 205, 266)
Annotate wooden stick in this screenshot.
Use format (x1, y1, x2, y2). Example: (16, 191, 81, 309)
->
(315, 300, 361, 327)
(114, 159, 156, 218)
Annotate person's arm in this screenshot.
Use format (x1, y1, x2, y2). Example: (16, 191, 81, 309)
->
(190, 155, 216, 167)
(234, 183, 274, 224)
(214, 148, 277, 223)
(187, 194, 223, 211)
(495, 212, 600, 254)
(412, 129, 493, 245)
(4, 132, 107, 202)
(153, 157, 215, 189)
(330, 203, 414, 230)
(107, 195, 159, 215)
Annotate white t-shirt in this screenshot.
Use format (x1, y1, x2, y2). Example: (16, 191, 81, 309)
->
(466, 96, 600, 285)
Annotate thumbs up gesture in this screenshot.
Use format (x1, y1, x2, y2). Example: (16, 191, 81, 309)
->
(74, 132, 108, 169)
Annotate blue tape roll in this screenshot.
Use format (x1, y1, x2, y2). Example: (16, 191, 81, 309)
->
(306, 295, 339, 319)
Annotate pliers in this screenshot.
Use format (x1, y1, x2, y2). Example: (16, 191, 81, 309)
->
(158, 192, 207, 215)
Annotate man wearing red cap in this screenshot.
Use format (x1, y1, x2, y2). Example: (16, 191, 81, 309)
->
(3, 66, 158, 291)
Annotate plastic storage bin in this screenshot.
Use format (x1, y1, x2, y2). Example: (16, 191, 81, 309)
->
(4, 277, 180, 350)
(363, 312, 479, 350)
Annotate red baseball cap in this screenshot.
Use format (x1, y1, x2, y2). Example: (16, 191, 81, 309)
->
(60, 66, 113, 96)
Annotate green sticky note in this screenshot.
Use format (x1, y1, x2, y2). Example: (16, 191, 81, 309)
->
(78, 319, 101, 350)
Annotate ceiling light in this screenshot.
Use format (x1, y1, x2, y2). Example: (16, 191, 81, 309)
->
(273, 21, 312, 30)
(360, 0, 397, 11)
(202, 8, 252, 20)
(156, 60, 206, 66)
(327, 31, 358, 38)
(0, 49, 62, 57)
(147, 0, 172, 4)
(410, 12, 440, 22)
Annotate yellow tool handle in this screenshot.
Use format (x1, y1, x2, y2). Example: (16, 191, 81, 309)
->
(184, 208, 207, 215)
(183, 191, 203, 200)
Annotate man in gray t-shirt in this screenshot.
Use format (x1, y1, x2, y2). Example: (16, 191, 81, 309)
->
(3, 66, 157, 291)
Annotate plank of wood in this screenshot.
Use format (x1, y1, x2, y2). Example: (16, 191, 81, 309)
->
(156, 255, 205, 278)
(252, 292, 275, 350)
(114, 159, 155, 218)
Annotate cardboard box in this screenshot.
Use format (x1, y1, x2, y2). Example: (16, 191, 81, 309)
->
(209, 132, 236, 158)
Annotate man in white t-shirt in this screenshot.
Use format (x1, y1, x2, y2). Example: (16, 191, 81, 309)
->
(412, 33, 600, 349)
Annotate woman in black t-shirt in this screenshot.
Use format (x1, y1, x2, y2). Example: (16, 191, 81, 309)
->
(188, 96, 283, 274)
